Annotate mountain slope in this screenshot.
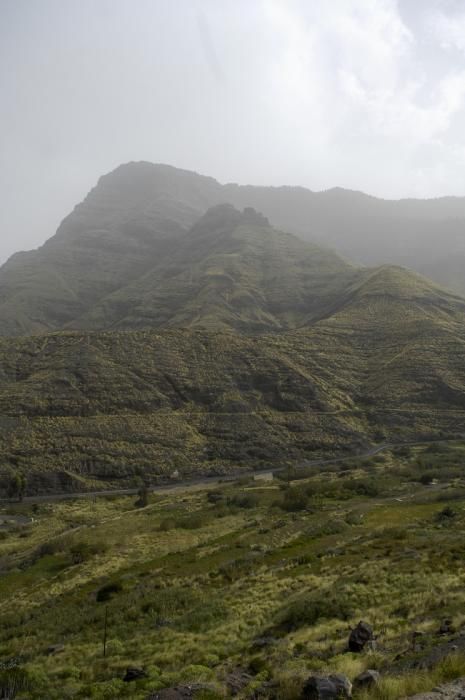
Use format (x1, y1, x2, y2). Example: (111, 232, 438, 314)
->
(0, 163, 220, 336)
(1, 163, 465, 491)
(223, 183, 465, 294)
(1, 263, 465, 492)
(1, 162, 465, 338)
(68, 204, 360, 333)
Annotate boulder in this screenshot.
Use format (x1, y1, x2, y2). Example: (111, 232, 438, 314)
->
(353, 669, 380, 690)
(124, 667, 148, 682)
(302, 673, 352, 699)
(438, 619, 455, 635)
(348, 621, 374, 652)
(225, 669, 253, 695)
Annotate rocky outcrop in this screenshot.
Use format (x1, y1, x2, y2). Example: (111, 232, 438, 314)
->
(301, 673, 352, 699)
(224, 669, 253, 695)
(408, 677, 465, 699)
(353, 669, 380, 690)
(348, 621, 374, 652)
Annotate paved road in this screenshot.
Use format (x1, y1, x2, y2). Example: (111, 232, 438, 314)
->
(1, 436, 462, 506)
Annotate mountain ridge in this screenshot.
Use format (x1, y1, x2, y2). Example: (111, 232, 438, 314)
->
(2, 161, 465, 337)
(0, 163, 464, 490)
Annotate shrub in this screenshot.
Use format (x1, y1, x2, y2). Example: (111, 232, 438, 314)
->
(280, 487, 309, 512)
(278, 591, 352, 630)
(227, 493, 259, 509)
(96, 582, 123, 602)
(159, 518, 177, 531)
(436, 506, 457, 522)
(0, 666, 33, 698)
(69, 540, 106, 564)
(179, 599, 228, 632)
(219, 556, 256, 582)
(180, 513, 208, 529)
(207, 491, 223, 504)
(36, 540, 61, 558)
(134, 483, 150, 508)
(345, 478, 380, 497)
(142, 587, 198, 625)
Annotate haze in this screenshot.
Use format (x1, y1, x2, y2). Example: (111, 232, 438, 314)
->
(2, 0, 465, 263)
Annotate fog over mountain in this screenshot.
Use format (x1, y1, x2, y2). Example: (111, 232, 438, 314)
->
(1, 161, 465, 335)
(3, 0, 465, 263)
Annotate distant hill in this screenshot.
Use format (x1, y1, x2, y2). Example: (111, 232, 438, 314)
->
(1, 162, 465, 337)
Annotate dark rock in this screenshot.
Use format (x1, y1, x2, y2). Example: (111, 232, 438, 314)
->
(225, 669, 253, 695)
(438, 619, 455, 635)
(302, 673, 352, 699)
(124, 667, 148, 682)
(348, 621, 374, 652)
(353, 669, 380, 689)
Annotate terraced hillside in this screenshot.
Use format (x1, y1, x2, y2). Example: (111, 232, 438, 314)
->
(0, 170, 465, 493)
(1, 259, 465, 493)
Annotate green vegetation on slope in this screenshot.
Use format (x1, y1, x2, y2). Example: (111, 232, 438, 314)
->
(1, 261, 465, 493)
(2, 443, 465, 698)
(68, 205, 359, 334)
(2, 162, 465, 336)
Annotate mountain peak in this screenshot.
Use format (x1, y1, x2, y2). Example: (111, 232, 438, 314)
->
(193, 204, 270, 234)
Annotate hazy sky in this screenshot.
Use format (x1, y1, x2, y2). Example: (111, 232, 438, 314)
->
(2, 0, 465, 263)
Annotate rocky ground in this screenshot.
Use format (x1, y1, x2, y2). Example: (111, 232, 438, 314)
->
(409, 678, 465, 699)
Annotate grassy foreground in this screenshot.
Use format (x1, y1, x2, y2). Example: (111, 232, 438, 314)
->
(2, 443, 465, 698)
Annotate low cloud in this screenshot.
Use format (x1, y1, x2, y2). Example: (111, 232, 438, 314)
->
(1, 0, 465, 262)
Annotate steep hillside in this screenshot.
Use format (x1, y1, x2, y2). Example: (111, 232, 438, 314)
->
(68, 204, 359, 333)
(1, 263, 464, 492)
(223, 183, 465, 294)
(0, 163, 219, 336)
(0, 197, 362, 335)
(1, 162, 465, 338)
(1, 163, 465, 492)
